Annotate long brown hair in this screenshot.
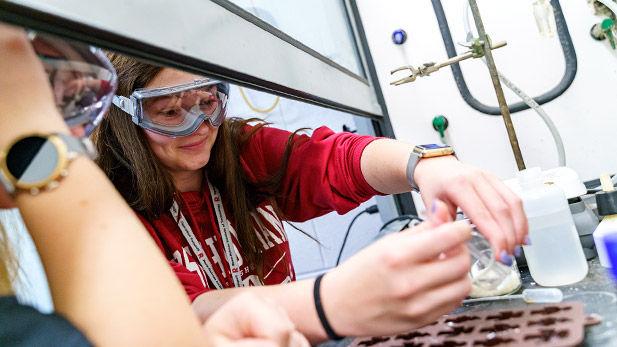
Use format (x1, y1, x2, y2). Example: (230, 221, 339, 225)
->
(0, 222, 17, 296)
(92, 54, 306, 280)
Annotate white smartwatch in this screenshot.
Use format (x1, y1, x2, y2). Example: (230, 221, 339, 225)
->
(406, 144, 455, 191)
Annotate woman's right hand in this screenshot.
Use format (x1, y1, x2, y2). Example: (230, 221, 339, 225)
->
(0, 23, 69, 146)
(322, 199, 472, 337)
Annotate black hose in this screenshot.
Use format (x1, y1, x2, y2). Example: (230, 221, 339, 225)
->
(431, 0, 577, 115)
(336, 205, 379, 266)
(378, 214, 423, 233)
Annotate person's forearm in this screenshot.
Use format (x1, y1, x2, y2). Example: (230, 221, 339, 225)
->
(14, 158, 207, 346)
(193, 279, 329, 344)
(0, 26, 207, 346)
(360, 139, 415, 194)
(360, 139, 460, 195)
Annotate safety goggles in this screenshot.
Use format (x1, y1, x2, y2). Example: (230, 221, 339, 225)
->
(30, 32, 118, 136)
(112, 79, 229, 137)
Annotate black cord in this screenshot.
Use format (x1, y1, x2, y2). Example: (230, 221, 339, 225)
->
(378, 214, 423, 233)
(335, 205, 379, 266)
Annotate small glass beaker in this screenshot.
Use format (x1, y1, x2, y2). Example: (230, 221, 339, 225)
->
(467, 231, 522, 298)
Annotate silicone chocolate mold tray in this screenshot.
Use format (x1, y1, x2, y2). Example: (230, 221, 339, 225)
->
(349, 302, 601, 347)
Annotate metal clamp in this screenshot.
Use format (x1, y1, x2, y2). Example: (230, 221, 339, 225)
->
(390, 39, 506, 86)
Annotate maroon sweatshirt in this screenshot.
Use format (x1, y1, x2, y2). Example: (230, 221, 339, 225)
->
(137, 125, 382, 301)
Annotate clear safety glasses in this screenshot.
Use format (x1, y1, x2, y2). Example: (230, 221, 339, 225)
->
(30, 32, 118, 136)
(112, 79, 230, 137)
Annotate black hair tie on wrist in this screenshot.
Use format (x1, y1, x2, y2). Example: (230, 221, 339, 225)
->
(313, 273, 344, 341)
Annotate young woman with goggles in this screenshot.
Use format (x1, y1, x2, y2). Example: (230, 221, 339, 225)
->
(0, 25, 307, 347)
(94, 53, 529, 344)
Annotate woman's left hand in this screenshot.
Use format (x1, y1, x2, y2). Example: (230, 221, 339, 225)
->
(203, 292, 310, 347)
(414, 155, 528, 264)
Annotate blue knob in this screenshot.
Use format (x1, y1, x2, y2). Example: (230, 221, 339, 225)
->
(392, 29, 407, 45)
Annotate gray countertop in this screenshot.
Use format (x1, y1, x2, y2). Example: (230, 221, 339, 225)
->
(320, 258, 617, 346)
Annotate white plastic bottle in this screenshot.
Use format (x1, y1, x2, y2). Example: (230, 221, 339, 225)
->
(595, 215, 617, 268)
(517, 168, 588, 286)
(593, 174, 617, 268)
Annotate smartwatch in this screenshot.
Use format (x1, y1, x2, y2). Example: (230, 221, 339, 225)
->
(0, 133, 96, 196)
(406, 144, 455, 191)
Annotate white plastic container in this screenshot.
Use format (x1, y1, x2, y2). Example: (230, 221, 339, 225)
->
(592, 174, 617, 268)
(594, 215, 617, 268)
(517, 168, 588, 286)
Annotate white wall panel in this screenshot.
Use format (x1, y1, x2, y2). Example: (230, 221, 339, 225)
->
(357, 0, 617, 182)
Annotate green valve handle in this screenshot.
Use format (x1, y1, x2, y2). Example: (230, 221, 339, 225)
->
(432, 115, 449, 143)
(602, 19, 616, 49)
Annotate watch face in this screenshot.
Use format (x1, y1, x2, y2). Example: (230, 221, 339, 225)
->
(4, 135, 64, 189)
(414, 144, 454, 158)
(417, 144, 448, 150)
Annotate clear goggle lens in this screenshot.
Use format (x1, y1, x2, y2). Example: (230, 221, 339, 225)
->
(128, 79, 229, 137)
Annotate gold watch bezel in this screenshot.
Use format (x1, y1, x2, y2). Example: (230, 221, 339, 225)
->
(0, 133, 68, 191)
(412, 144, 454, 158)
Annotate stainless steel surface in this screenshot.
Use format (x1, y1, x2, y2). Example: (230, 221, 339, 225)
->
(468, 0, 526, 171)
(320, 259, 617, 346)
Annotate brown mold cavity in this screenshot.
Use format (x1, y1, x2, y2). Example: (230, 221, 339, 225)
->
(444, 315, 480, 324)
(528, 317, 570, 326)
(395, 332, 430, 340)
(392, 343, 424, 347)
(530, 306, 572, 316)
(437, 326, 475, 337)
(485, 311, 524, 321)
(524, 329, 569, 342)
(428, 341, 465, 347)
(472, 337, 516, 346)
(479, 323, 520, 333)
(359, 336, 391, 346)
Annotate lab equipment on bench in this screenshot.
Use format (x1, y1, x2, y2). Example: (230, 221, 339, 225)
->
(377, 216, 522, 298)
(390, 39, 507, 86)
(467, 231, 521, 298)
(505, 166, 599, 262)
(604, 233, 617, 283)
(516, 168, 588, 287)
(463, 287, 563, 304)
(593, 173, 617, 268)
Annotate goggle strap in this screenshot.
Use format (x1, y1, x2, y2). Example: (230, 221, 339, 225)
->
(112, 95, 137, 121)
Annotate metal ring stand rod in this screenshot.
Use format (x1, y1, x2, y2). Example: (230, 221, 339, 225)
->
(468, 0, 526, 171)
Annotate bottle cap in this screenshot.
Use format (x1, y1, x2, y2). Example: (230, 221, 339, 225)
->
(597, 174, 617, 216)
(597, 191, 617, 216)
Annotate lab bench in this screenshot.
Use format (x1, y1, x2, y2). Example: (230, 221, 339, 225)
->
(319, 258, 617, 346)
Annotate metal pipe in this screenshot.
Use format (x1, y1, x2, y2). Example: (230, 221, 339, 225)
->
(468, 0, 526, 170)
